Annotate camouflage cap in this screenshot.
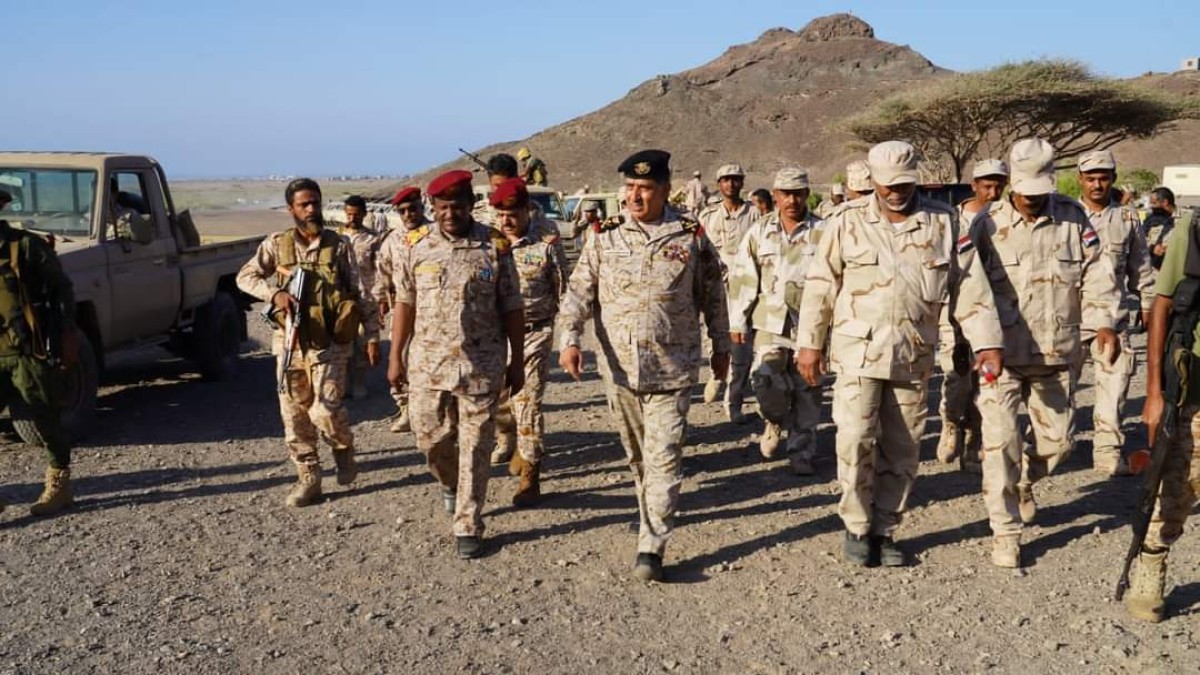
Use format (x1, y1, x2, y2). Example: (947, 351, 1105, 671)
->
(971, 159, 1009, 180)
(868, 141, 920, 186)
(1078, 149, 1117, 173)
(831, 183, 845, 196)
(772, 167, 810, 190)
(845, 160, 872, 192)
(717, 163, 746, 179)
(1009, 138, 1056, 196)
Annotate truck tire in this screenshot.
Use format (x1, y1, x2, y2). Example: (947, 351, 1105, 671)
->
(191, 291, 242, 381)
(11, 327, 99, 445)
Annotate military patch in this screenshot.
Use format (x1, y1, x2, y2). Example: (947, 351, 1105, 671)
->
(521, 251, 546, 266)
(490, 232, 512, 255)
(634, 162, 651, 176)
(662, 242, 691, 264)
(1082, 225, 1099, 248)
(405, 225, 430, 247)
(414, 261, 441, 275)
(956, 234, 974, 254)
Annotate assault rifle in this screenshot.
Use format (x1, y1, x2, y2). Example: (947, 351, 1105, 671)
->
(458, 148, 488, 171)
(1115, 278, 1200, 600)
(262, 268, 307, 394)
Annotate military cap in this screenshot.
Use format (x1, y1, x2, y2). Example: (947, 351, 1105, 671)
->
(488, 177, 529, 209)
(831, 183, 845, 196)
(1009, 138, 1056, 196)
(389, 186, 421, 206)
(845, 160, 872, 192)
(582, 200, 600, 212)
(868, 141, 920, 186)
(692, 170, 701, 178)
(1078, 149, 1117, 173)
(716, 163, 745, 179)
(427, 169, 473, 199)
(618, 149, 671, 182)
(772, 167, 810, 190)
(971, 159, 1009, 180)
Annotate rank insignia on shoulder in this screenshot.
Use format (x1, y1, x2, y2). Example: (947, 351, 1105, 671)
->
(956, 234, 974, 254)
(490, 232, 512, 254)
(405, 225, 430, 246)
(594, 215, 623, 234)
(679, 217, 705, 238)
(1082, 225, 1099, 248)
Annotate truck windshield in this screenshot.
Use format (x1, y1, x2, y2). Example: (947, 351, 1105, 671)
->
(0, 168, 97, 237)
(531, 193, 567, 220)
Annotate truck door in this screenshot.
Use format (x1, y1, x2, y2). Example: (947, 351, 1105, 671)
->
(102, 170, 182, 345)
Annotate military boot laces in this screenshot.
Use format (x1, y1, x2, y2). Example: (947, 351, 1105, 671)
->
(1126, 549, 1168, 623)
(511, 458, 541, 508)
(29, 467, 73, 517)
(286, 464, 323, 508)
(333, 448, 358, 486)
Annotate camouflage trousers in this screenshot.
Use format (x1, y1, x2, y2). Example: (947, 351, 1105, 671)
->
(977, 365, 1075, 536)
(703, 328, 753, 407)
(937, 337, 981, 439)
(832, 376, 926, 537)
(409, 387, 498, 537)
(750, 345, 820, 460)
(0, 355, 70, 468)
(606, 384, 691, 556)
(1075, 334, 1135, 463)
(1147, 402, 1200, 550)
(347, 331, 369, 393)
(389, 341, 410, 415)
(275, 341, 354, 467)
(495, 324, 554, 463)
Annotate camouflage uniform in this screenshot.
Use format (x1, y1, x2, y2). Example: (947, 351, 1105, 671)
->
(698, 200, 758, 413)
(236, 227, 378, 469)
(557, 208, 729, 556)
(971, 196, 1121, 537)
(795, 195, 1003, 538)
(394, 221, 523, 537)
(338, 224, 383, 396)
(727, 209, 824, 462)
(375, 220, 427, 420)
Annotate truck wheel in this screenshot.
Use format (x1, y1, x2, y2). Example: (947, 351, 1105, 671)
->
(11, 327, 99, 445)
(192, 291, 242, 381)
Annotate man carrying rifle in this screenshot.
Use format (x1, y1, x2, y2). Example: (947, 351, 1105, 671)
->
(0, 189, 80, 516)
(1128, 212, 1200, 622)
(237, 179, 379, 508)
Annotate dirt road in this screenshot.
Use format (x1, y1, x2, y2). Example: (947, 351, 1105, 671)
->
(1, 310, 1197, 673)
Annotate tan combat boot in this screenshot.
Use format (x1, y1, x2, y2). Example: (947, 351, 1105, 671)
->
(492, 434, 516, 466)
(511, 456, 541, 508)
(332, 448, 358, 486)
(390, 407, 411, 433)
(702, 378, 722, 404)
(1017, 485, 1037, 524)
(937, 422, 959, 464)
(1093, 452, 1131, 478)
(1126, 549, 1167, 623)
(29, 467, 73, 516)
(286, 463, 323, 507)
(760, 422, 783, 459)
(961, 428, 983, 475)
(991, 535, 1021, 568)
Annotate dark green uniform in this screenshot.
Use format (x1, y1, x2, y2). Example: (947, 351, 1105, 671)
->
(0, 219, 75, 468)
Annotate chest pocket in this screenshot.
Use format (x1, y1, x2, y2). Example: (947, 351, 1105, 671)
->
(1055, 232, 1084, 289)
(921, 256, 950, 304)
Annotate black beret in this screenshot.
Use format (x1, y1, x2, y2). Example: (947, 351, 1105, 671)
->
(618, 149, 671, 182)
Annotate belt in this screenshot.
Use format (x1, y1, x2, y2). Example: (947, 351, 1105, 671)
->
(525, 318, 553, 332)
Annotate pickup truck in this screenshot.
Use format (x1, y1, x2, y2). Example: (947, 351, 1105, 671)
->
(0, 153, 264, 445)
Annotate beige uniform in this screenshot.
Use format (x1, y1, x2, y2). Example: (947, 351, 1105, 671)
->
(375, 220, 428, 416)
(236, 228, 378, 468)
(395, 221, 523, 537)
(557, 209, 729, 555)
(795, 196, 1003, 537)
(937, 201, 988, 454)
(972, 196, 1121, 537)
(338, 224, 383, 392)
(1078, 203, 1154, 465)
(727, 210, 824, 460)
(684, 178, 708, 214)
(699, 200, 759, 411)
(494, 231, 569, 463)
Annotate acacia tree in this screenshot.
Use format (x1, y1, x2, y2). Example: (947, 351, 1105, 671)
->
(844, 60, 1199, 183)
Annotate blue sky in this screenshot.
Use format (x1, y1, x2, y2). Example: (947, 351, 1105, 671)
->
(2, 0, 1195, 178)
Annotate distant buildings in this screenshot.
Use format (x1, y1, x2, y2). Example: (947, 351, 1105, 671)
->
(1182, 57, 1199, 72)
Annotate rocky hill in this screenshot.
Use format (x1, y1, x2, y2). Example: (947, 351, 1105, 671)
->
(376, 13, 1198, 197)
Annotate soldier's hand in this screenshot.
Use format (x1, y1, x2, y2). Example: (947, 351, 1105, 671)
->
(378, 301, 390, 325)
(795, 348, 826, 387)
(272, 291, 298, 314)
(974, 348, 1003, 382)
(730, 332, 747, 345)
(506, 360, 525, 395)
(1096, 328, 1121, 365)
(1143, 390, 1165, 446)
(560, 345, 584, 382)
(387, 355, 407, 388)
(1154, 244, 1166, 257)
(366, 341, 381, 367)
(710, 351, 731, 381)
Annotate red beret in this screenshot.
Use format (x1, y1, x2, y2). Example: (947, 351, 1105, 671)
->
(488, 177, 529, 209)
(427, 169, 473, 199)
(389, 186, 421, 206)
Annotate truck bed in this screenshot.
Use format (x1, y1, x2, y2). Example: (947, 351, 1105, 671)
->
(178, 234, 263, 312)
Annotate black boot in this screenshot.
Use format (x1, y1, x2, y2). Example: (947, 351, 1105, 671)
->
(843, 532, 870, 566)
(872, 535, 907, 567)
(633, 553, 663, 581)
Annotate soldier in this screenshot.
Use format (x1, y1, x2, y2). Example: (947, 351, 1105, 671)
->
(844, 160, 873, 200)
(684, 170, 709, 214)
(572, 200, 602, 240)
(557, 149, 730, 581)
(488, 178, 568, 506)
(387, 169, 525, 559)
(970, 139, 1121, 567)
(338, 195, 382, 400)
(1076, 150, 1155, 477)
(1144, 187, 1179, 271)
(936, 158, 1009, 470)
(375, 186, 429, 433)
(236, 178, 379, 507)
(698, 164, 757, 422)
(795, 141, 1004, 567)
(749, 189, 774, 218)
(728, 168, 824, 476)
(517, 147, 548, 186)
(0, 189, 79, 516)
(815, 183, 845, 219)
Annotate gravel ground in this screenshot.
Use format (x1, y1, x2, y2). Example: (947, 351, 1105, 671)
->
(1, 317, 1197, 674)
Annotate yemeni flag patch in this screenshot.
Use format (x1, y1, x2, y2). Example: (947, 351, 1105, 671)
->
(1082, 225, 1099, 248)
(956, 234, 974, 254)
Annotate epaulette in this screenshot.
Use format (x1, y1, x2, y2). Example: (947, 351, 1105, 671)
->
(541, 232, 561, 245)
(679, 216, 705, 238)
(405, 225, 430, 247)
(489, 229, 512, 255)
(593, 215, 623, 234)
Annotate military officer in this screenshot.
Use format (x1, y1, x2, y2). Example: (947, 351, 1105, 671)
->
(727, 168, 824, 476)
(844, 160, 873, 200)
(557, 149, 730, 582)
(236, 178, 380, 508)
(0, 189, 79, 516)
(375, 186, 429, 433)
(338, 195, 382, 400)
(698, 163, 757, 423)
(971, 139, 1122, 567)
(1076, 150, 1155, 477)
(489, 178, 568, 506)
(795, 141, 1004, 567)
(815, 183, 845, 219)
(387, 169, 525, 559)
